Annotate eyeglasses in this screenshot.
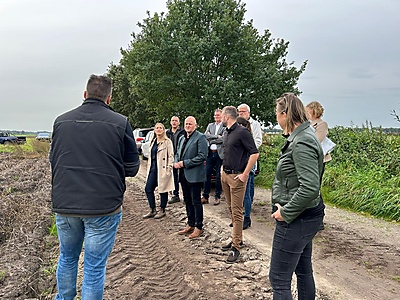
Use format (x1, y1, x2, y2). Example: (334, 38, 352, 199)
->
(238, 110, 247, 113)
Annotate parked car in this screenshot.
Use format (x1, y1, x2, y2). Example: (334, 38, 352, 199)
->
(141, 130, 154, 160)
(36, 132, 51, 142)
(0, 132, 26, 144)
(133, 128, 153, 154)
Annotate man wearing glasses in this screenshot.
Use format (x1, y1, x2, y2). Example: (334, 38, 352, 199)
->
(237, 104, 262, 230)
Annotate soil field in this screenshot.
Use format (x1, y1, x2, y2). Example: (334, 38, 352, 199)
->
(0, 154, 399, 299)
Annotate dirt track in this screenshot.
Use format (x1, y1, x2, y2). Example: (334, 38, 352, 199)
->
(0, 155, 399, 299)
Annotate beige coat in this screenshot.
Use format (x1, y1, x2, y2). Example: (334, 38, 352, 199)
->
(146, 138, 175, 193)
(311, 118, 332, 163)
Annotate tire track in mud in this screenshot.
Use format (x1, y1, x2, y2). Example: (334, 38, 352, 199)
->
(104, 187, 215, 300)
(103, 178, 273, 300)
(317, 222, 400, 278)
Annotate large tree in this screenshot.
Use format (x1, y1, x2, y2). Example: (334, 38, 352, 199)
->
(109, 0, 306, 129)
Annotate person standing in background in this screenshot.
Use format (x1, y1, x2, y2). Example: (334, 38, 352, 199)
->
(201, 109, 225, 205)
(306, 101, 332, 230)
(237, 103, 262, 229)
(269, 92, 324, 299)
(143, 123, 175, 219)
(174, 116, 208, 239)
(166, 116, 185, 204)
(50, 74, 140, 299)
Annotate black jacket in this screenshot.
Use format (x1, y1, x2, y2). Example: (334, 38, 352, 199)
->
(49, 99, 140, 215)
(166, 127, 185, 153)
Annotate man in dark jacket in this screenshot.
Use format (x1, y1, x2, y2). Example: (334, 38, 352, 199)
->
(166, 115, 185, 203)
(49, 74, 140, 299)
(174, 116, 208, 239)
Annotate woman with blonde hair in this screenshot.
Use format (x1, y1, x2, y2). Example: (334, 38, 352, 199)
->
(269, 93, 325, 299)
(143, 123, 175, 219)
(306, 101, 332, 163)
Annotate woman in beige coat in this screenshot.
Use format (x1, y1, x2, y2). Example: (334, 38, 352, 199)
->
(143, 123, 175, 219)
(306, 101, 332, 163)
(306, 101, 331, 230)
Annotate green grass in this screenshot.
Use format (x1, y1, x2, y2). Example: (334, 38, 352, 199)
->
(0, 270, 5, 283)
(49, 215, 57, 236)
(0, 137, 50, 156)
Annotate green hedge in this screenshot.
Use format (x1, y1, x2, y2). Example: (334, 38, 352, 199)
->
(256, 125, 400, 222)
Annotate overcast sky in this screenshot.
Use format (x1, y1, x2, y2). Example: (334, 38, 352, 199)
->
(1, 0, 399, 132)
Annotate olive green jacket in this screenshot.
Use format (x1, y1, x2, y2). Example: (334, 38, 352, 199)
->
(272, 121, 324, 224)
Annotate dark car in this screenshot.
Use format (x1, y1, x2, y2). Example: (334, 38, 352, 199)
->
(133, 128, 153, 154)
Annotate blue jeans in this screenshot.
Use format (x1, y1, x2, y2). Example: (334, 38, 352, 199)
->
(243, 172, 254, 218)
(180, 170, 203, 229)
(269, 214, 322, 300)
(145, 169, 168, 209)
(203, 151, 222, 199)
(55, 211, 122, 300)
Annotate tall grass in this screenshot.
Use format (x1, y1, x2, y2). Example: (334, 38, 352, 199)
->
(0, 137, 50, 157)
(256, 124, 400, 222)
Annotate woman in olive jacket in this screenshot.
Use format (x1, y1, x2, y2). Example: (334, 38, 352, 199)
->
(143, 123, 175, 219)
(269, 93, 325, 299)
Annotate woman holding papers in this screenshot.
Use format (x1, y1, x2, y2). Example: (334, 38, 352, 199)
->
(306, 101, 333, 231)
(306, 101, 332, 163)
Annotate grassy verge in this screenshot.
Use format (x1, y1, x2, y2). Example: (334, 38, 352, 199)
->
(0, 137, 50, 157)
(256, 125, 400, 222)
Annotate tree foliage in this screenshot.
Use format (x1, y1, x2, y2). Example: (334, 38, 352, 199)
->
(108, 0, 307, 129)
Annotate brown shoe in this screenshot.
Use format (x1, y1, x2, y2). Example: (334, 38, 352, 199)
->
(201, 197, 209, 204)
(178, 225, 195, 235)
(188, 228, 203, 239)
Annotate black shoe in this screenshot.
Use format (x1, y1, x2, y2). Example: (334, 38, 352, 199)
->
(226, 247, 240, 264)
(229, 223, 233, 227)
(243, 217, 251, 230)
(221, 241, 244, 251)
(168, 196, 180, 204)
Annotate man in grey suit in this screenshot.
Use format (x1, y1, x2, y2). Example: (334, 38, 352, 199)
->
(174, 116, 208, 238)
(201, 109, 225, 205)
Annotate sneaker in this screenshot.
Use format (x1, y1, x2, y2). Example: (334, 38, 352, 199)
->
(213, 197, 220, 205)
(201, 197, 209, 204)
(221, 241, 244, 251)
(143, 209, 156, 219)
(168, 196, 180, 204)
(154, 209, 166, 219)
(226, 247, 240, 264)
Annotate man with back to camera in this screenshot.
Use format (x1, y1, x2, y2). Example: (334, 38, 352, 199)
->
(49, 74, 140, 299)
(220, 106, 259, 263)
(166, 115, 185, 204)
(201, 108, 225, 205)
(237, 103, 263, 229)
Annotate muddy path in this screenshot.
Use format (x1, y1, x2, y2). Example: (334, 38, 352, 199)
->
(0, 155, 399, 299)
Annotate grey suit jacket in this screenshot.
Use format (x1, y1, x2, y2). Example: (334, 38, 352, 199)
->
(175, 130, 208, 183)
(204, 122, 226, 159)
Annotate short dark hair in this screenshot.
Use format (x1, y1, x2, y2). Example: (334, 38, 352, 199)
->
(86, 74, 112, 102)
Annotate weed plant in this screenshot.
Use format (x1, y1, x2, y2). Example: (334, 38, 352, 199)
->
(256, 124, 400, 222)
